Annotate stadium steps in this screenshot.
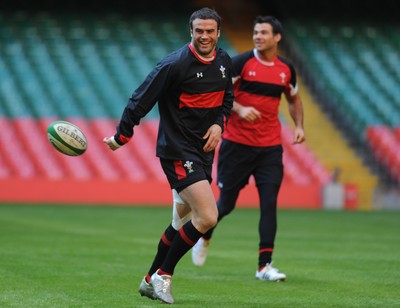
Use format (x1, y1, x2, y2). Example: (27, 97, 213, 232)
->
(279, 81, 378, 209)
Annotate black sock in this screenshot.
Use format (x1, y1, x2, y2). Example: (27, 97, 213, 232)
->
(160, 220, 203, 275)
(202, 226, 214, 240)
(147, 224, 177, 277)
(258, 247, 273, 268)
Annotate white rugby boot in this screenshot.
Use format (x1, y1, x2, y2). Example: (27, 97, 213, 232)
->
(191, 238, 210, 266)
(150, 271, 174, 304)
(255, 263, 286, 282)
(138, 276, 157, 300)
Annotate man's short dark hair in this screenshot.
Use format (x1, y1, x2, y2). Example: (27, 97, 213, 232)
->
(189, 7, 222, 30)
(254, 16, 283, 36)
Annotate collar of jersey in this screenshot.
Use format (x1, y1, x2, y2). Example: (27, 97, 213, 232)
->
(253, 48, 275, 66)
(189, 43, 215, 64)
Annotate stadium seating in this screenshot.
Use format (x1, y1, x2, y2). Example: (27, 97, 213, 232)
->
(366, 126, 400, 182)
(286, 21, 400, 131)
(284, 20, 400, 186)
(0, 10, 330, 186)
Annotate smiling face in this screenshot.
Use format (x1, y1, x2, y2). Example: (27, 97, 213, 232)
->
(253, 22, 281, 54)
(190, 18, 220, 58)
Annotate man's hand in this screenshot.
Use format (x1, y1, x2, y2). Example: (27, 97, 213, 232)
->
(202, 124, 222, 152)
(292, 127, 305, 144)
(103, 136, 121, 151)
(235, 104, 262, 123)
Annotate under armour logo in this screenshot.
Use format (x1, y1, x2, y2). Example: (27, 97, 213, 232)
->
(197, 72, 203, 78)
(249, 71, 256, 76)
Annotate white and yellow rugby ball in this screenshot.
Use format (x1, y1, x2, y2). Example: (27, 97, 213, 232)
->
(47, 121, 88, 156)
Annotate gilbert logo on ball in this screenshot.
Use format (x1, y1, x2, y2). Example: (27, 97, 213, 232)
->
(47, 121, 88, 156)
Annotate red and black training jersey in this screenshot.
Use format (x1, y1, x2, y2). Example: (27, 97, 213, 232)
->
(222, 49, 298, 147)
(115, 43, 234, 165)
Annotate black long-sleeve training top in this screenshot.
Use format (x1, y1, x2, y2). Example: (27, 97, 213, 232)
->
(114, 43, 234, 165)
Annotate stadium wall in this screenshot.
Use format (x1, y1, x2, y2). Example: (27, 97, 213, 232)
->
(0, 179, 321, 209)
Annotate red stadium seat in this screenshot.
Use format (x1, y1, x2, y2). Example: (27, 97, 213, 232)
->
(281, 124, 331, 184)
(90, 118, 150, 181)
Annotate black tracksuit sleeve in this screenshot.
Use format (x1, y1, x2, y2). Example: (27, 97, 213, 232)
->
(114, 63, 171, 145)
(218, 58, 234, 131)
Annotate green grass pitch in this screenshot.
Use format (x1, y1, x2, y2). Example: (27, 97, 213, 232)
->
(0, 204, 399, 307)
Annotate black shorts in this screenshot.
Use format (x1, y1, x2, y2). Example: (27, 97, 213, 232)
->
(217, 139, 283, 191)
(160, 158, 212, 193)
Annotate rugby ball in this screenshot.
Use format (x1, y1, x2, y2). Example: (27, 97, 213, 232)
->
(47, 121, 88, 156)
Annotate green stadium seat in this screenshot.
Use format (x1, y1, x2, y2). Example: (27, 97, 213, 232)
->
(0, 58, 24, 117)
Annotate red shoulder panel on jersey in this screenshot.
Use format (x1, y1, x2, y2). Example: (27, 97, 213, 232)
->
(179, 91, 225, 109)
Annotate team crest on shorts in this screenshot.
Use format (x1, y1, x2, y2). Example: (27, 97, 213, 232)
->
(184, 160, 194, 173)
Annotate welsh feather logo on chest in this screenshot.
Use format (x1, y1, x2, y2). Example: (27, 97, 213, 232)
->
(219, 65, 226, 78)
(247, 70, 288, 84)
(279, 72, 287, 84)
(194, 65, 227, 81)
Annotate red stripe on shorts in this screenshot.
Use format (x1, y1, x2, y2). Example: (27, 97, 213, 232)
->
(174, 160, 186, 180)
